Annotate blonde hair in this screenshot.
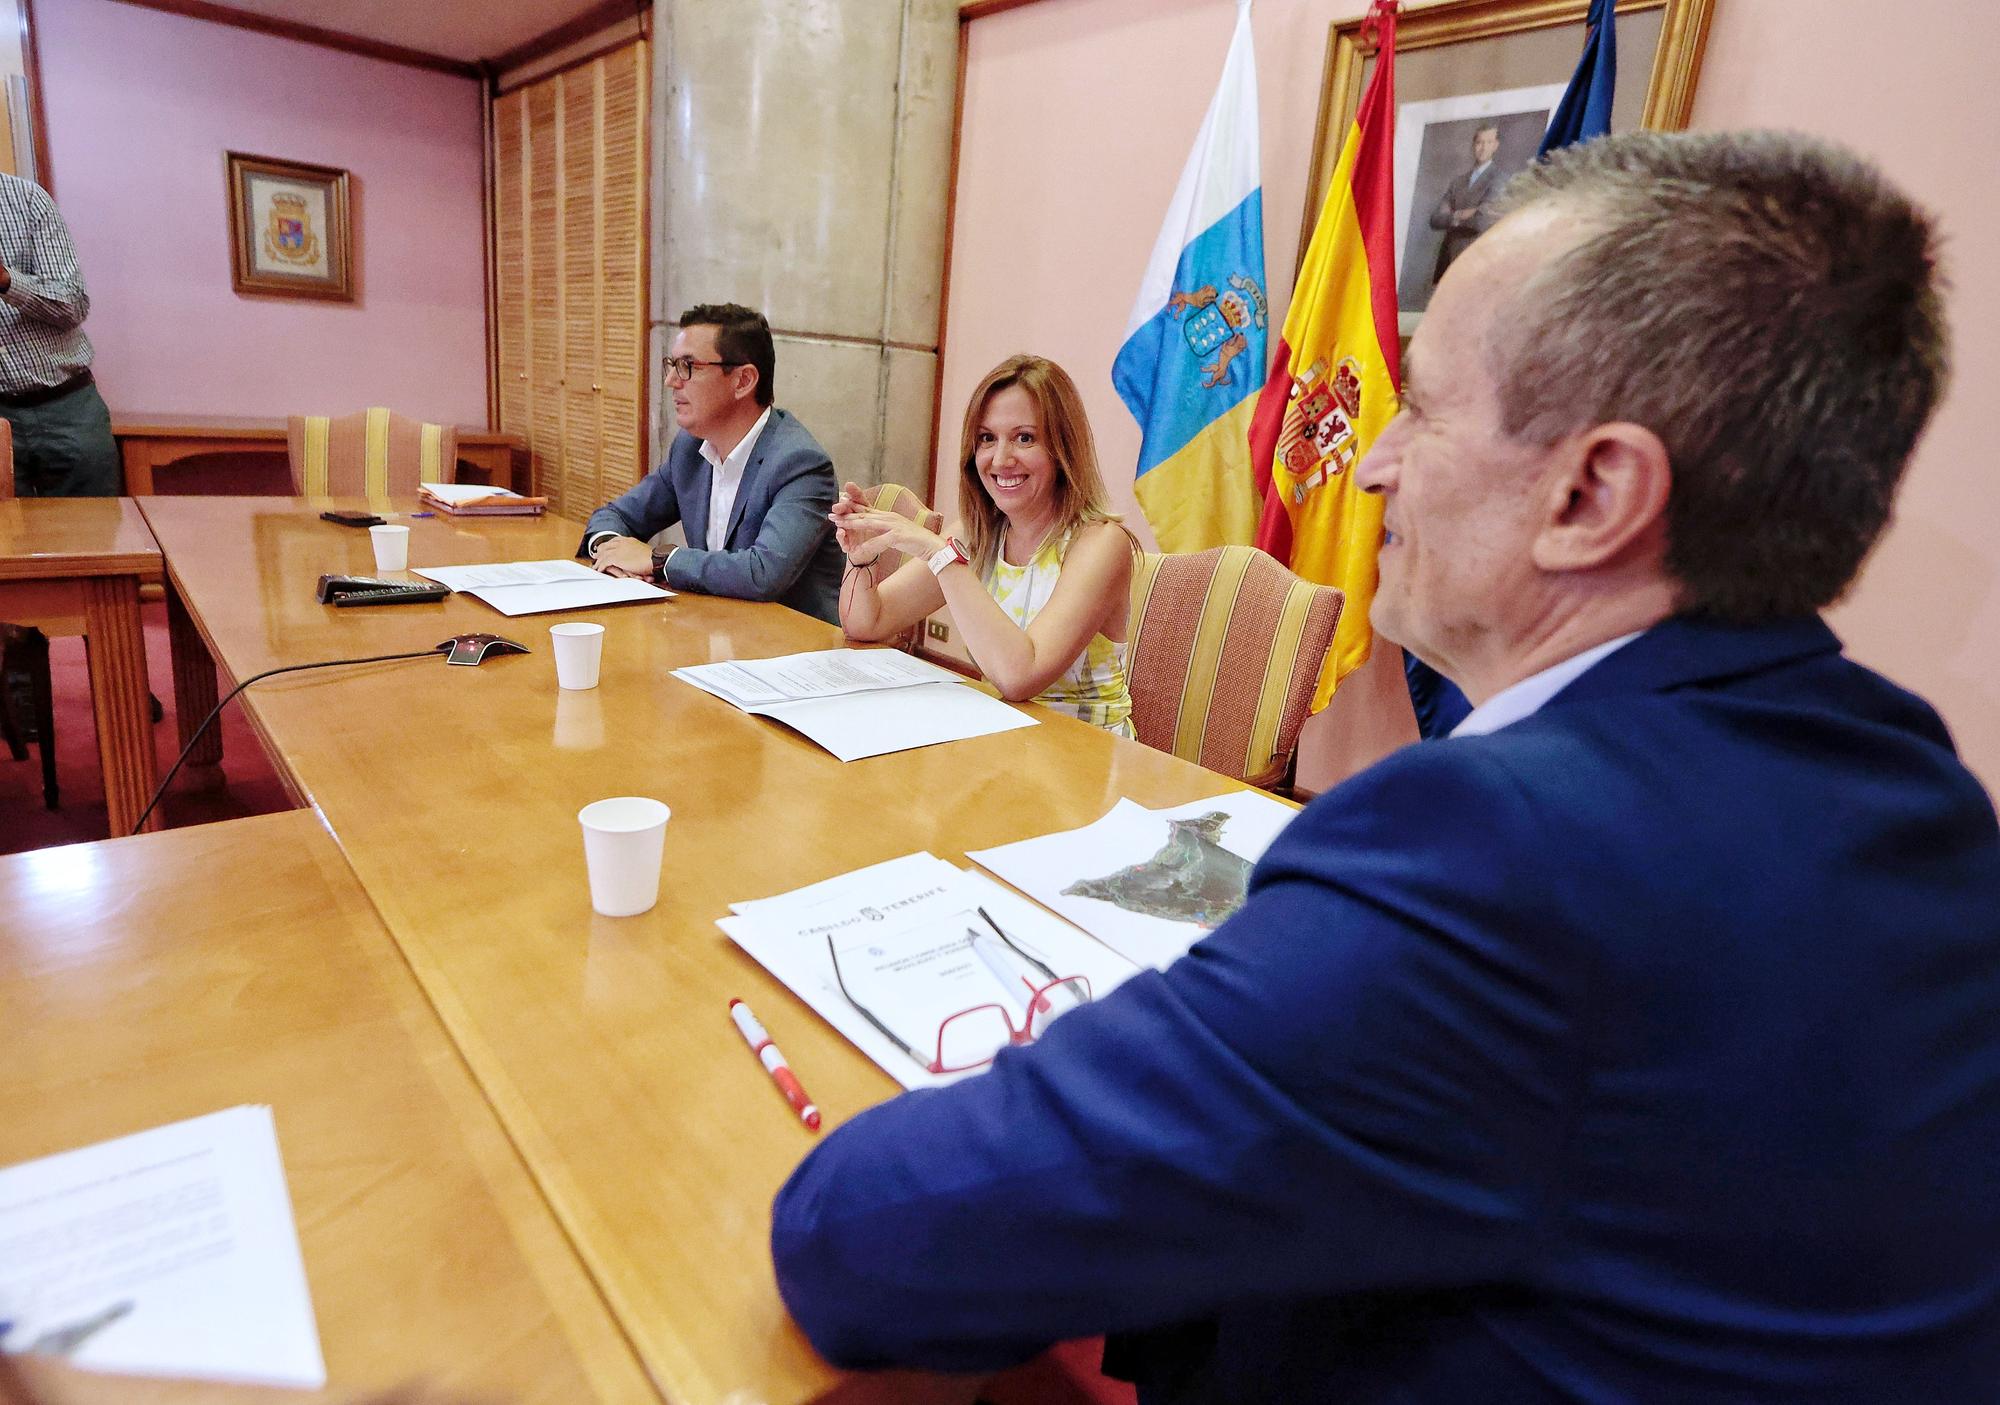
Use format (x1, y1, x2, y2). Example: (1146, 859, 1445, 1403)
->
(956, 355, 1127, 578)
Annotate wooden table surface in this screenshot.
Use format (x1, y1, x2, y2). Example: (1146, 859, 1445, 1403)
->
(136, 496, 1246, 1404)
(0, 811, 658, 1402)
(0, 498, 162, 834)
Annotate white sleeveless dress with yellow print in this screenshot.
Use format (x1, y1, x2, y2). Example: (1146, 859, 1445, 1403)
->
(984, 526, 1135, 738)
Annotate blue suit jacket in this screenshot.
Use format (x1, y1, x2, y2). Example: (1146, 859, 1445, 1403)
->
(580, 408, 842, 623)
(771, 616, 2000, 1403)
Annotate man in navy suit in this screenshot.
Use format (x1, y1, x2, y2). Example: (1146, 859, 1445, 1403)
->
(583, 302, 842, 622)
(769, 131, 2000, 1402)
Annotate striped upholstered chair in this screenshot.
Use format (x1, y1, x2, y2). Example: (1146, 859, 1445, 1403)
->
(1125, 545, 1344, 792)
(285, 408, 458, 498)
(865, 481, 943, 653)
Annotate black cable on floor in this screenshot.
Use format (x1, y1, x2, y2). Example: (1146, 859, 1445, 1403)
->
(133, 645, 449, 834)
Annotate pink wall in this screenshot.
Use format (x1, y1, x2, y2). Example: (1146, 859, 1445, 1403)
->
(945, 0, 2000, 793)
(34, 0, 488, 425)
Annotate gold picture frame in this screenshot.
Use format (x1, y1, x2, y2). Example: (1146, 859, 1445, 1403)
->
(226, 152, 353, 301)
(1299, 0, 1714, 325)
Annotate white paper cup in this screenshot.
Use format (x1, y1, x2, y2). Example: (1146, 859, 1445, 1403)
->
(550, 621, 606, 690)
(369, 524, 410, 572)
(578, 797, 670, 917)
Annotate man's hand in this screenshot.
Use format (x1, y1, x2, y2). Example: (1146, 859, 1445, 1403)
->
(590, 535, 655, 579)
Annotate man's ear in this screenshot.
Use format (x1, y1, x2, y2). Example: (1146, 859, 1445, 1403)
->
(1531, 422, 1672, 574)
(734, 364, 761, 405)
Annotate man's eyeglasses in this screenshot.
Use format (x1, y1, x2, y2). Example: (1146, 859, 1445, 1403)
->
(828, 907, 1092, 1076)
(664, 356, 745, 383)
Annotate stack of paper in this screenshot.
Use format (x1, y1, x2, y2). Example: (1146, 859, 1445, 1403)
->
(418, 482, 547, 515)
(967, 791, 1300, 970)
(0, 1106, 325, 1386)
(674, 647, 1036, 761)
(414, 558, 672, 615)
(721, 852, 1141, 1089)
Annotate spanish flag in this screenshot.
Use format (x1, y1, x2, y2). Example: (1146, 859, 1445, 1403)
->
(1248, 0, 1398, 709)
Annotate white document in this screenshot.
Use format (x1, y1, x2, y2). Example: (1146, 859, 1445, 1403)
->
(417, 481, 523, 503)
(967, 791, 1300, 970)
(0, 1105, 326, 1387)
(680, 647, 965, 706)
(723, 852, 1141, 1090)
(413, 558, 673, 615)
(675, 649, 1037, 761)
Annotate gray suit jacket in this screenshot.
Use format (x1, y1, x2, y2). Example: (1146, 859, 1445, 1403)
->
(579, 408, 842, 623)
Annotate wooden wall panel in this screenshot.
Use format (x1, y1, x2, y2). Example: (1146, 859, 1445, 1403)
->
(492, 41, 648, 519)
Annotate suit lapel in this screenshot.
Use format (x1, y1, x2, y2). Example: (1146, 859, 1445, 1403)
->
(723, 411, 779, 548)
(682, 434, 713, 550)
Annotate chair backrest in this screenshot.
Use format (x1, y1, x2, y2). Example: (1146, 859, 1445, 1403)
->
(869, 481, 943, 534)
(1126, 545, 1344, 789)
(0, 417, 13, 499)
(864, 482, 944, 653)
(285, 408, 458, 497)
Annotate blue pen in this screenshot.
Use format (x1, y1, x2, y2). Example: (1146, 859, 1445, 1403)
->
(409, 511, 436, 518)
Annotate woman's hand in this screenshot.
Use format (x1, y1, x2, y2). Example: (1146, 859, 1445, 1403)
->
(830, 489, 946, 567)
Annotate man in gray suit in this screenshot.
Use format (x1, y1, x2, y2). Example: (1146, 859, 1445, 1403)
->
(582, 303, 842, 623)
(1430, 123, 1506, 283)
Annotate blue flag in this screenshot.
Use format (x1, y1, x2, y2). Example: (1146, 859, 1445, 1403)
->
(1539, 0, 1618, 155)
(1405, 0, 1617, 740)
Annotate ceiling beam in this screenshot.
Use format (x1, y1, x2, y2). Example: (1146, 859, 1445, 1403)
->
(102, 0, 480, 78)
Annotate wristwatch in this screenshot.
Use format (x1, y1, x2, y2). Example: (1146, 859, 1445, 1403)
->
(651, 545, 675, 584)
(926, 538, 970, 577)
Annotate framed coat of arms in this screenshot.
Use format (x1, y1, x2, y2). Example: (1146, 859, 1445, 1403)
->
(225, 152, 353, 301)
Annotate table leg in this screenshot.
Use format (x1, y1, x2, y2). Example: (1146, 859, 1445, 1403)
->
(166, 584, 223, 767)
(81, 575, 160, 835)
(120, 443, 156, 495)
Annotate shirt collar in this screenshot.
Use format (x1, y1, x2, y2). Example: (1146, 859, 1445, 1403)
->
(699, 407, 772, 477)
(1449, 629, 1647, 739)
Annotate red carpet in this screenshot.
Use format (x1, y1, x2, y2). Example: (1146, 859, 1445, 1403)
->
(0, 601, 295, 854)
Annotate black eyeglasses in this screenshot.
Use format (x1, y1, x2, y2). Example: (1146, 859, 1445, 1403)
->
(828, 906, 1091, 1076)
(664, 356, 745, 382)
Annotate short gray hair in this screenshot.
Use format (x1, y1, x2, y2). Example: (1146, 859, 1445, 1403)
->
(1489, 130, 1948, 620)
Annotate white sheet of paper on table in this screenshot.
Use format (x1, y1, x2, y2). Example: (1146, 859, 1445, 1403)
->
(0, 1105, 325, 1387)
(722, 852, 1141, 1090)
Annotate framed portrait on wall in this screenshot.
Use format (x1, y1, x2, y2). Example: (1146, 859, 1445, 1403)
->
(1299, 0, 1716, 334)
(225, 152, 353, 301)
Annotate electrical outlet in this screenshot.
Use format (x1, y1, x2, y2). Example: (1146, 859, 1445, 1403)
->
(927, 619, 950, 642)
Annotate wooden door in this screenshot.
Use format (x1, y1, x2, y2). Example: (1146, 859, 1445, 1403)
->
(491, 43, 649, 521)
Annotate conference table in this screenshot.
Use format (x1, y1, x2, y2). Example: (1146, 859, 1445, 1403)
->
(0, 811, 656, 1402)
(130, 496, 1255, 1403)
(0, 496, 161, 835)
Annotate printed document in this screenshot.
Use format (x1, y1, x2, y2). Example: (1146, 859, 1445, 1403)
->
(676, 649, 1037, 761)
(967, 791, 1300, 969)
(0, 1105, 325, 1386)
(417, 482, 525, 504)
(722, 852, 1141, 1089)
(414, 558, 671, 615)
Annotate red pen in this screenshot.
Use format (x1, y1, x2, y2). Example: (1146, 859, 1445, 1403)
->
(729, 998, 821, 1131)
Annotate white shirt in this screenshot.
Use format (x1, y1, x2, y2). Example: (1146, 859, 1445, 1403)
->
(699, 407, 770, 553)
(1467, 159, 1493, 188)
(1449, 630, 1646, 739)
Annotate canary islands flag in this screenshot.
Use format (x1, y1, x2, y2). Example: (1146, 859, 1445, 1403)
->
(1113, 0, 1267, 553)
(1248, 0, 1398, 709)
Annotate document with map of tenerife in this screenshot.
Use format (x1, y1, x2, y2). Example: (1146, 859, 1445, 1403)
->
(967, 791, 1300, 969)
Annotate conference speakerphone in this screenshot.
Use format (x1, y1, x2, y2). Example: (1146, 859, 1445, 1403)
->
(317, 574, 451, 607)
